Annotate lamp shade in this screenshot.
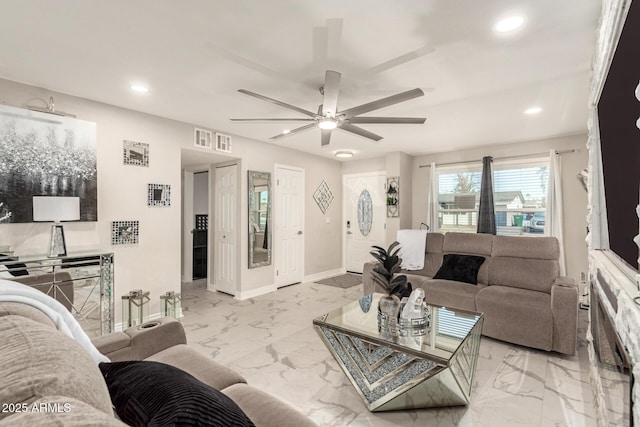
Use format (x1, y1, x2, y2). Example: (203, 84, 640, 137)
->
(33, 196, 80, 222)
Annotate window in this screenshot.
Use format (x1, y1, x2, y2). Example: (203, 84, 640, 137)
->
(436, 157, 549, 236)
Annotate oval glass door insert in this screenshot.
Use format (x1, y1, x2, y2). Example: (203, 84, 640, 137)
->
(357, 189, 373, 237)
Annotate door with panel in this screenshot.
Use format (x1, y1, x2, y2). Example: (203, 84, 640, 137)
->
(213, 164, 237, 295)
(344, 173, 387, 273)
(275, 165, 304, 287)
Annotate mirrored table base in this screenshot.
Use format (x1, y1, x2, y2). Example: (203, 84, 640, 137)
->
(314, 318, 483, 411)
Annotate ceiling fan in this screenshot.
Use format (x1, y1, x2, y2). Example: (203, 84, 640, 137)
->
(231, 70, 426, 147)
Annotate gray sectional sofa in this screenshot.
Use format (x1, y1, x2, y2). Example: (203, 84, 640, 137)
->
(0, 300, 315, 426)
(363, 232, 578, 355)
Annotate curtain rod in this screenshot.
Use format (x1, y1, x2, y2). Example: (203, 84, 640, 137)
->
(418, 149, 576, 168)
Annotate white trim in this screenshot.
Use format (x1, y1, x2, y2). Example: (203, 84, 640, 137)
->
(303, 268, 346, 284)
(234, 283, 277, 300)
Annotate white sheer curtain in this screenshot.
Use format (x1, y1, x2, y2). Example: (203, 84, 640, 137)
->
(425, 162, 439, 232)
(546, 149, 567, 275)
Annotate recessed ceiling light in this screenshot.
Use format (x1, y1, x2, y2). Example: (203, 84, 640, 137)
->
(524, 107, 542, 115)
(335, 151, 353, 158)
(282, 129, 291, 135)
(494, 15, 525, 33)
(130, 84, 150, 94)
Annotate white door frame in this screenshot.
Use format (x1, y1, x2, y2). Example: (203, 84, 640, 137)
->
(342, 171, 387, 273)
(274, 164, 305, 287)
(211, 161, 241, 294)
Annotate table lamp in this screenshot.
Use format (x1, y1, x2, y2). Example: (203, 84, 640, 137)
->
(32, 196, 80, 257)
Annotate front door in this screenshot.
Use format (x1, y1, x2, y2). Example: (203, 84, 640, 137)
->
(213, 164, 237, 295)
(275, 165, 304, 287)
(345, 173, 386, 273)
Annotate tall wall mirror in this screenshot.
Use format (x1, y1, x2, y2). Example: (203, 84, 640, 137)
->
(248, 170, 271, 268)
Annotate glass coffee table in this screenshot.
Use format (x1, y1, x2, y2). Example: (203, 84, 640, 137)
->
(313, 293, 483, 411)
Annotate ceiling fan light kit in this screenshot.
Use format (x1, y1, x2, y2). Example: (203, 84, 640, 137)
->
(335, 151, 353, 158)
(232, 69, 427, 147)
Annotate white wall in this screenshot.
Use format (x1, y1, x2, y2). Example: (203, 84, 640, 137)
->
(0, 77, 345, 317)
(410, 134, 589, 283)
(0, 78, 183, 323)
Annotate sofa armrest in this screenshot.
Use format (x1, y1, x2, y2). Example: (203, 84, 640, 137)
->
(550, 276, 578, 355)
(92, 317, 187, 361)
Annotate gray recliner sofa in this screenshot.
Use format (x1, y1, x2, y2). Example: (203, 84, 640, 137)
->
(0, 300, 316, 426)
(363, 232, 578, 355)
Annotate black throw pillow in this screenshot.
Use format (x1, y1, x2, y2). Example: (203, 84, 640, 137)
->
(433, 254, 485, 285)
(99, 361, 255, 427)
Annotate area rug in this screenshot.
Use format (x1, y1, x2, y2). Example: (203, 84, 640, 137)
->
(315, 273, 362, 289)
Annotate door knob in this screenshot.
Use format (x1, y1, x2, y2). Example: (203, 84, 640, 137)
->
(347, 231, 353, 235)
(297, 231, 303, 235)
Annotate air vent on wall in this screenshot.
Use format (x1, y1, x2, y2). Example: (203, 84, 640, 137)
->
(215, 133, 232, 153)
(194, 128, 213, 149)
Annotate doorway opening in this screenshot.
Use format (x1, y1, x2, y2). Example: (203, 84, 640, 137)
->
(192, 171, 208, 280)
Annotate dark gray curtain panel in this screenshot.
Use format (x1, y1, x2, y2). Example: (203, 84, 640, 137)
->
(477, 156, 496, 234)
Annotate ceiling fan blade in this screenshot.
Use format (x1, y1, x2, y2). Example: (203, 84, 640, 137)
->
(269, 123, 317, 140)
(348, 117, 426, 124)
(367, 45, 435, 75)
(230, 118, 314, 122)
(339, 88, 424, 118)
(321, 129, 332, 146)
(238, 89, 317, 118)
(322, 70, 341, 117)
(338, 123, 383, 142)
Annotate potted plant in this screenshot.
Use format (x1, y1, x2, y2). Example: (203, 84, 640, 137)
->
(370, 242, 411, 322)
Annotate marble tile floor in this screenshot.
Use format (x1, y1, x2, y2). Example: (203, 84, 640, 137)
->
(181, 280, 597, 426)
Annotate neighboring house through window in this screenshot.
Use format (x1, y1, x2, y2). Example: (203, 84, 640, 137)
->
(436, 157, 549, 236)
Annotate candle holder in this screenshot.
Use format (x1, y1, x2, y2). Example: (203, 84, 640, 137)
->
(122, 289, 150, 328)
(160, 291, 182, 319)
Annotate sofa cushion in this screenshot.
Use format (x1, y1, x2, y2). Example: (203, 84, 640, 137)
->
(223, 383, 317, 427)
(489, 257, 559, 293)
(99, 360, 256, 427)
(1, 396, 127, 426)
(0, 302, 56, 328)
(442, 232, 493, 256)
(475, 286, 553, 351)
(145, 344, 246, 390)
(433, 254, 485, 285)
(492, 235, 559, 259)
(442, 232, 492, 284)
(0, 315, 113, 421)
(421, 279, 484, 311)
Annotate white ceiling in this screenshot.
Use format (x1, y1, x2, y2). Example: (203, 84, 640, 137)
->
(0, 0, 600, 161)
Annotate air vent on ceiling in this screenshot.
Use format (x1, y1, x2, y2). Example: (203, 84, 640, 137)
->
(215, 133, 232, 153)
(194, 128, 213, 149)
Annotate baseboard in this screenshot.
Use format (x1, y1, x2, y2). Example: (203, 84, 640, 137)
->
(234, 284, 277, 301)
(304, 268, 346, 284)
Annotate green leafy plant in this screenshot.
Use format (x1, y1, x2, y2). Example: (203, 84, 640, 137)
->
(370, 241, 410, 296)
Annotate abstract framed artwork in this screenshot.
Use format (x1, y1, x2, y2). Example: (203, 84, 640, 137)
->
(111, 220, 140, 245)
(0, 104, 97, 223)
(123, 140, 149, 167)
(148, 184, 171, 207)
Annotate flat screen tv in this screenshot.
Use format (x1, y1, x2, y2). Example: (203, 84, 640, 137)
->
(598, 0, 640, 270)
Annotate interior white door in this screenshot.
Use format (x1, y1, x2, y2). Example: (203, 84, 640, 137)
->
(275, 165, 304, 287)
(345, 173, 386, 273)
(213, 164, 237, 295)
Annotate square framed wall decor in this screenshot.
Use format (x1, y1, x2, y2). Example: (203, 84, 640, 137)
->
(123, 140, 149, 167)
(112, 220, 139, 245)
(148, 184, 171, 207)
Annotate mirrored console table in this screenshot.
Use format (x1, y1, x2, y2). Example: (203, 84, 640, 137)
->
(0, 252, 114, 337)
